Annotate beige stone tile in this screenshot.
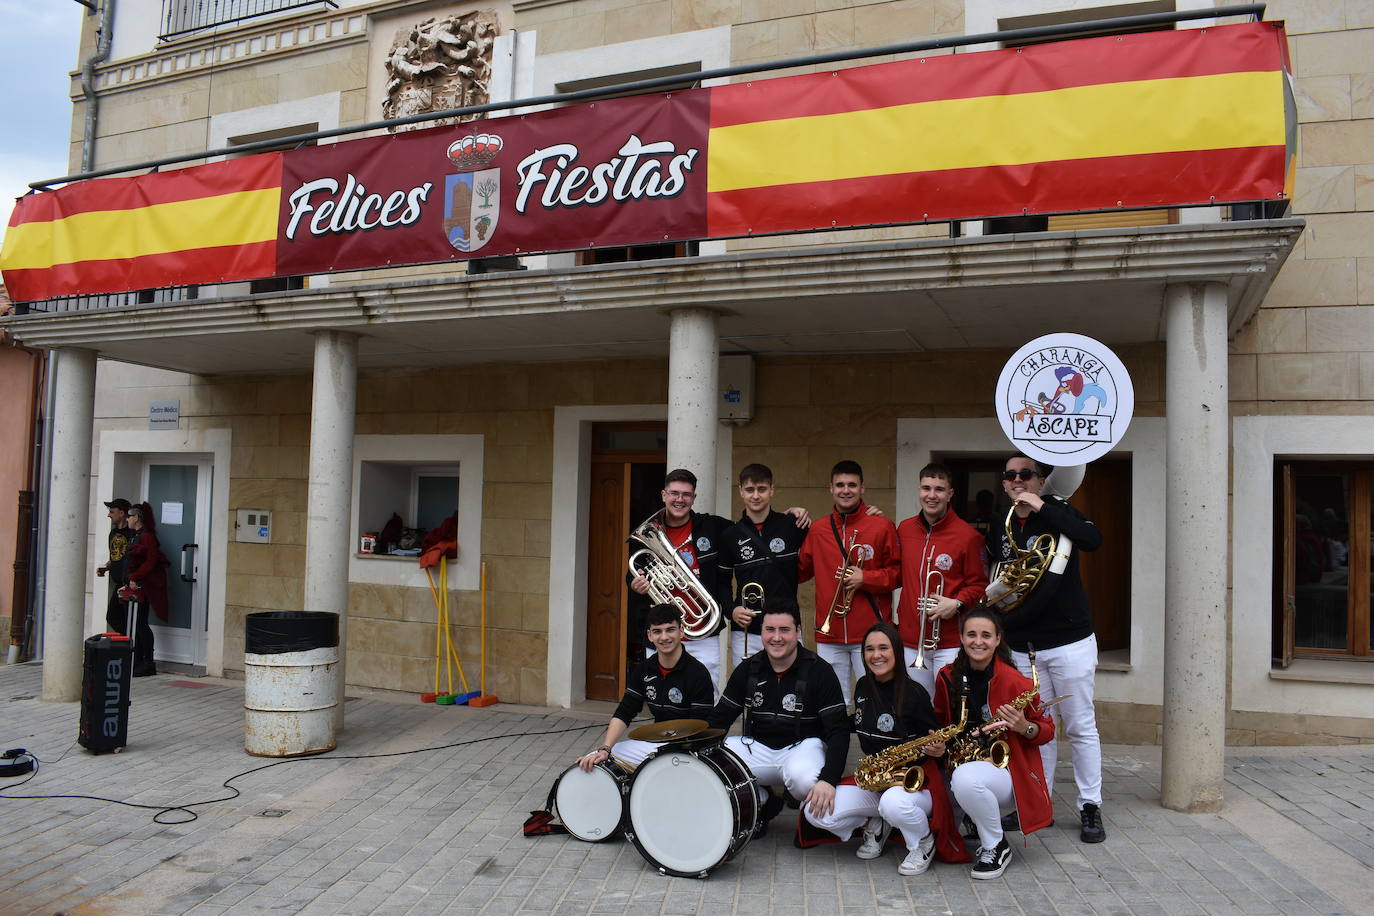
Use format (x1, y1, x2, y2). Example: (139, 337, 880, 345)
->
(1293, 75, 1351, 123)
(1300, 120, 1374, 168)
(1303, 212, 1374, 258)
(348, 580, 407, 620)
(931, 0, 962, 33)
(1306, 304, 1374, 351)
(339, 87, 367, 125)
(485, 590, 525, 629)
(1353, 73, 1374, 118)
(494, 409, 553, 447)
(1288, 29, 1374, 77)
(731, 20, 781, 62)
(1346, 0, 1374, 28)
(1294, 164, 1356, 213)
(488, 627, 547, 669)
(483, 482, 553, 520)
(1257, 307, 1307, 353)
(1263, 0, 1345, 34)
(520, 666, 548, 705)
(526, 363, 595, 407)
(485, 555, 551, 594)
(1261, 253, 1358, 307)
(404, 584, 440, 624)
(1359, 256, 1374, 304)
(524, 519, 551, 557)
(532, 13, 606, 54)
(269, 509, 306, 545)
(1256, 352, 1361, 399)
(1230, 312, 1259, 354)
(1361, 352, 1374, 398)
(741, 0, 817, 23)
(812, 8, 855, 50)
(853, 0, 934, 47)
(228, 541, 276, 577)
(1228, 354, 1258, 401)
(1354, 163, 1374, 210)
(756, 360, 814, 407)
(672, 0, 739, 30)
(481, 517, 527, 555)
(522, 592, 551, 633)
(605, 0, 671, 41)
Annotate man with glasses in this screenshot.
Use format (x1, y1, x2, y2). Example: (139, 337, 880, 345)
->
(990, 455, 1106, 843)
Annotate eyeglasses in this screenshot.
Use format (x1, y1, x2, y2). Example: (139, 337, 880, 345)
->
(1002, 469, 1039, 482)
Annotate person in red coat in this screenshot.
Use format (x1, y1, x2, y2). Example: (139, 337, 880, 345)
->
(929, 607, 1056, 879)
(123, 502, 170, 676)
(798, 460, 900, 708)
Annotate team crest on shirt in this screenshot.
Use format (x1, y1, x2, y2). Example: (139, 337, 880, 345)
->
(858, 544, 875, 561)
(782, 694, 801, 712)
(645, 685, 657, 700)
(739, 543, 755, 561)
(751, 691, 764, 708)
(936, 553, 953, 571)
(697, 537, 711, 552)
(877, 713, 895, 733)
(769, 537, 785, 553)
(668, 687, 682, 704)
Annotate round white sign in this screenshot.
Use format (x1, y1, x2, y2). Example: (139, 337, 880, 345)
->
(994, 333, 1134, 465)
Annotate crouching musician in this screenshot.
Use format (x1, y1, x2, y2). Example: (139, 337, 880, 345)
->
(927, 607, 1055, 880)
(804, 622, 968, 874)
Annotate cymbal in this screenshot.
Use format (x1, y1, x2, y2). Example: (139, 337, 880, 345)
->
(661, 728, 725, 748)
(628, 718, 710, 743)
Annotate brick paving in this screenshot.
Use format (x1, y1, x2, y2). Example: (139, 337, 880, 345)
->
(1, 660, 1370, 915)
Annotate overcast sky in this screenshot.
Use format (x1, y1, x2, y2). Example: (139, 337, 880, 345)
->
(0, 0, 85, 231)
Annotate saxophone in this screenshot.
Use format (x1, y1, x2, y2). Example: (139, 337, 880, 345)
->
(947, 648, 1041, 769)
(853, 677, 968, 794)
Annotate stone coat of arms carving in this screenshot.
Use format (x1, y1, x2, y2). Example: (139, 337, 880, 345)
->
(383, 11, 498, 131)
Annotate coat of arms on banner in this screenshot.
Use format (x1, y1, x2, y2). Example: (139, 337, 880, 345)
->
(443, 133, 502, 253)
(994, 332, 1135, 465)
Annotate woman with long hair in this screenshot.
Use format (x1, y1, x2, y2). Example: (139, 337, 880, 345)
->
(123, 502, 170, 676)
(804, 621, 966, 874)
(929, 607, 1055, 879)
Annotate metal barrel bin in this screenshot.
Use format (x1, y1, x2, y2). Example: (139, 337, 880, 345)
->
(244, 611, 339, 757)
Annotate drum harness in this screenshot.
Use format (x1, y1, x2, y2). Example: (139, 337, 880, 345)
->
(740, 650, 809, 755)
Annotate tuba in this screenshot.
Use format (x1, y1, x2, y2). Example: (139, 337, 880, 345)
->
(854, 676, 967, 793)
(983, 503, 1073, 613)
(947, 647, 1041, 769)
(627, 511, 721, 640)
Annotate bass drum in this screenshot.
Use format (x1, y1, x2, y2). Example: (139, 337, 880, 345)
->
(626, 742, 758, 878)
(553, 759, 630, 842)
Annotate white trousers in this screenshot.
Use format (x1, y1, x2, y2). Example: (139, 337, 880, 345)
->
(646, 635, 722, 696)
(1012, 634, 1102, 809)
(805, 783, 933, 851)
(950, 760, 1015, 850)
(725, 735, 825, 802)
(902, 645, 958, 702)
(816, 642, 864, 708)
(609, 738, 660, 769)
(730, 630, 763, 669)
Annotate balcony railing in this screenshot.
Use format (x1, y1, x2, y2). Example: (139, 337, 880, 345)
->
(160, 0, 337, 41)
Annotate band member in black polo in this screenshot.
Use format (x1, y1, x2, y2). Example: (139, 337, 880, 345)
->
(577, 604, 715, 771)
(96, 498, 134, 634)
(721, 463, 808, 665)
(709, 599, 850, 834)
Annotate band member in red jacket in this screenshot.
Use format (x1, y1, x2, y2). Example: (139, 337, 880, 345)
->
(929, 607, 1055, 880)
(123, 502, 171, 677)
(896, 464, 989, 698)
(799, 460, 900, 708)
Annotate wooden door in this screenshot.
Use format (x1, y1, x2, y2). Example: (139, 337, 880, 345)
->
(586, 461, 630, 701)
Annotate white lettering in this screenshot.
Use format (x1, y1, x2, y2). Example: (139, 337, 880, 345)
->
(514, 135, 699, 214)
(284, 175, 432, 240)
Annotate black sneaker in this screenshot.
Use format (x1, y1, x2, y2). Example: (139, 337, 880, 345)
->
(970, 838, 1011, 879)
(1000, 810, 1021, 833)
(1079, 803, 1106, 843)
(960, 814, 978, 841)
(754, 790, 785, 838)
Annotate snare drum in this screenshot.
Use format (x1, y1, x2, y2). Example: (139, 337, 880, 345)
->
(626, 742, 758, 878)
(553, 759, 630, 842)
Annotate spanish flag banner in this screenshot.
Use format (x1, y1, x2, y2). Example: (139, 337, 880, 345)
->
(0, 21, 1291, 303)
(2, 155, 282, 302)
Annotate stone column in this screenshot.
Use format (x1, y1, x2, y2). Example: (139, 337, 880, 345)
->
(41, 348, 97, 702)
(1161, 281, 1229, 812)
(666, 309, 720, 513)
(304, 331, 357, 728)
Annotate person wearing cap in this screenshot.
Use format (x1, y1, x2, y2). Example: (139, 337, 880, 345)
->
(96, 498, 135, 636)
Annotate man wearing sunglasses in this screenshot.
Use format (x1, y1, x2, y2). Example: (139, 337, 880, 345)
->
(992, 455, 1106, 845)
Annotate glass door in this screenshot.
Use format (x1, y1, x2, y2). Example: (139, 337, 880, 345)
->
(142, 456, 213, 667)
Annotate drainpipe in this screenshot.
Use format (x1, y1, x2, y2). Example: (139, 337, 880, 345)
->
(80, 0, 116, 173)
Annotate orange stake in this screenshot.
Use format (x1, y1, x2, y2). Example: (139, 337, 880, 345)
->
(469, 559, 499, 707)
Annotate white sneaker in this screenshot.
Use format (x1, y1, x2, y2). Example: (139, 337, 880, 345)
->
(898, 833, 936, 876)
(856, 817, 891, 859)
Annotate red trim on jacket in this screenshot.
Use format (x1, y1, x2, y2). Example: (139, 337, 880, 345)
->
(933, 659, 1056, 834)
(798, 502, 899, 644)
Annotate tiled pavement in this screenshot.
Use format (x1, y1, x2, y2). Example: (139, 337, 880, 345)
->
(1, 661, 1370, 915)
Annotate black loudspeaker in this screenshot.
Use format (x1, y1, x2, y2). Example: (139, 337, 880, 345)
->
(78, 634, 134, 753)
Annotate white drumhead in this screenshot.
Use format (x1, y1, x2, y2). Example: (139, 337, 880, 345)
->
(555, 764, 624, 841)
(628, 751, 734, 874)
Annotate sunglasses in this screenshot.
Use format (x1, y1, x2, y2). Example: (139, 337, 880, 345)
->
(1002, 469, 1039, 482)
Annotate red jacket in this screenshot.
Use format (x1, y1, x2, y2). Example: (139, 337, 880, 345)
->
(933, 659, 1056, 834)
(798, 502, 899, 644)
(895, 511, 988, 651)
(126, 530, 171, 621)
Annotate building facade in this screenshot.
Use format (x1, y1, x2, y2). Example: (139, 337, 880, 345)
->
(2, 0, 1371, 813)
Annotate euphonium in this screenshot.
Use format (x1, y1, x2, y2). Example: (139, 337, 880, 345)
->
(947, 647, 1041, 769)
(627, 510, 721, 639)
(854, 676, 968, 793)
(818, 535, 865, 636)
(983, 503, 1074, 613)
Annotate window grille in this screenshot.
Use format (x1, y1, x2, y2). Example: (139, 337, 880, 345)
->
(160, 0, 337, 41)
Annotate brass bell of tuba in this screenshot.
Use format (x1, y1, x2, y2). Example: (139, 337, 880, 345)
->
(854, 676, 968, 793)
(627, 510, 721, 640)
(983, 504, 1074, 613)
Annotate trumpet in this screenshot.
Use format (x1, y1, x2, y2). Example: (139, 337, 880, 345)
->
(818, 535, 866, 636)
(740, 582, 764, 658)
(627, 510, 721, 640)
(912, 544, 943, 670)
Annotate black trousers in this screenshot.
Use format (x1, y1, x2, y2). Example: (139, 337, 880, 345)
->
(105, 592, 155, 671)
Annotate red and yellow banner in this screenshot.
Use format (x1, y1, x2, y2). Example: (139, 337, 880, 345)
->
(1, 21, 1293, 302)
